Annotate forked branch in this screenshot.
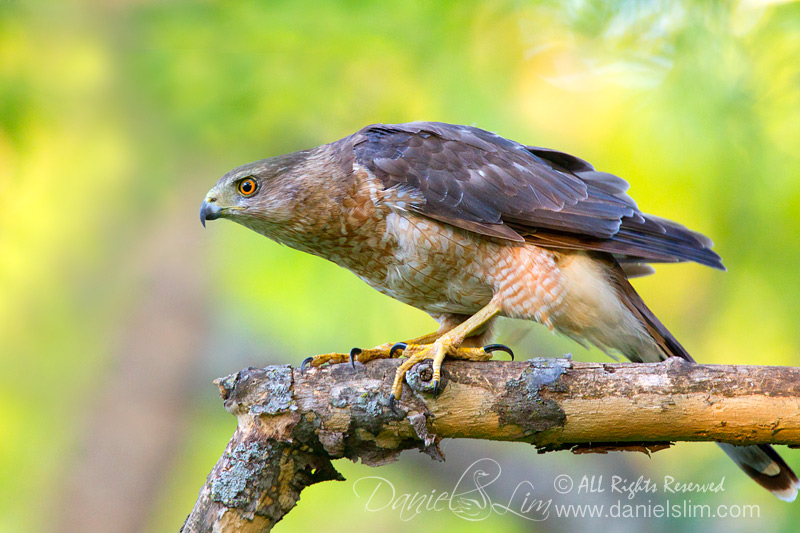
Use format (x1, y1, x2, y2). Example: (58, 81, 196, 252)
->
(181, 357, 800, 531)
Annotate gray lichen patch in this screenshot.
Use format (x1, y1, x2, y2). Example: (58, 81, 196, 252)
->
(210, 441, 275, 508)
(250, 365, 297, 416)
(498, 358, 570, 435)
(348, 388, 397, 435)
(517, 358, 571, 400)
(330, 394, 349, 409)
(215, 372, 238, 400)
(219, 365, 297, 416)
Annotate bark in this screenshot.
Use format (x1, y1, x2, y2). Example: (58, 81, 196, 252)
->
(181, 357, 800, 532)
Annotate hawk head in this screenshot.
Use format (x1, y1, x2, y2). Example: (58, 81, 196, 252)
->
(199, 150, 310, 229)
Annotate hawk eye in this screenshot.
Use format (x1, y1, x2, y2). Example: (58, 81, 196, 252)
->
(237, 178, 257, 197)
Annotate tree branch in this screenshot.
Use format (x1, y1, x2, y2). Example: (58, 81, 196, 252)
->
(181, 357, 800, 532)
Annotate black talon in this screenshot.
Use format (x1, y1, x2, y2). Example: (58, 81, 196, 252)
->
(388, 394, 399, 414)
(432, 379, 439, 397)
(390, 342, 407, 358)
(300, 356, 314, 371)
(349, 347, 361, 369)
(483, 343, 514, 361)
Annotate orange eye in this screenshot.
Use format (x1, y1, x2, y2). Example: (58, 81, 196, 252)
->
(237, 178, 257, 197)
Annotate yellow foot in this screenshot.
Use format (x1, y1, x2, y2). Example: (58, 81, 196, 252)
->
(296, 307, 512, 413)
(300, 343, 397, 370)
(388, 341, 513, 400)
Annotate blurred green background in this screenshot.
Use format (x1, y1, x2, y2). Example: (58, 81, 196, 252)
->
(2, 0, 800, 531)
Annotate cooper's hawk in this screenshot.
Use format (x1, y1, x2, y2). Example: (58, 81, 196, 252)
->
(200, 121, 798, 500)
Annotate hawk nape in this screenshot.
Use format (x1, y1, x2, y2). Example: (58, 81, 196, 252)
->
(200, 121, 798, 501)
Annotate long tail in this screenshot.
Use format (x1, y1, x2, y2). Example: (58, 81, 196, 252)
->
(610, 265, 800, 502)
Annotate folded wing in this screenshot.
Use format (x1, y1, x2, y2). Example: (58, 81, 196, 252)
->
(352, 121, 724, 270)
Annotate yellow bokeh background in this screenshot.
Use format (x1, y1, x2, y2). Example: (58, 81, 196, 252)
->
(2, 1, 800, 531)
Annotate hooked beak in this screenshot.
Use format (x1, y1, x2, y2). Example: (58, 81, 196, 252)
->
(199, 199, 224, 228)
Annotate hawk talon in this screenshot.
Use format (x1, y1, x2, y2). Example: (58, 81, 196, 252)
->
(300, 356, 314, 371)
(432, 379, 440, 397)
(483, 343, 514, 361)
(349, 347, 361, 368)
(388, 394, 399, 414)
(390, 342, 407, 358)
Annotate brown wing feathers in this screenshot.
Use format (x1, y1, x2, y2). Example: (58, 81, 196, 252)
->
(353, 121, 724, 271)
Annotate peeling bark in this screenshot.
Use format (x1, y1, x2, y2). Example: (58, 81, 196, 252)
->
(182, 357, 800, 532)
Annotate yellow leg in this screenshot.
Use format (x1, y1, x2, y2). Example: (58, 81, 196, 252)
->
(390, 299, 506, 400)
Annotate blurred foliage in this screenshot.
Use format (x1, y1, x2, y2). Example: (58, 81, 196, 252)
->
(2, 0, 800, 531)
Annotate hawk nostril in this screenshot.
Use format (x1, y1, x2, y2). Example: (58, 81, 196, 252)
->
(207, 197, 217, 203)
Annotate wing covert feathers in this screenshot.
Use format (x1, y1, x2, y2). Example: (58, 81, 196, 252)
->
(352, 121, 724, 270)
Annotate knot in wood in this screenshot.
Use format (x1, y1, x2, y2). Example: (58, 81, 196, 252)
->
(405, 360, 447, 394)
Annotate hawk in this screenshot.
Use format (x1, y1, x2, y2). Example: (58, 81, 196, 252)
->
(200, 121, 798, 501)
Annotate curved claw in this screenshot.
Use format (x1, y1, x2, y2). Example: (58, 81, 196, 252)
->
(483, 343, 514, 361)
(388, 394, 399, 414)
(389, 342, 407, 358)
(349, 347, 361, 369)
(300, 356, 314, 371)
(432, 379, 439, 397)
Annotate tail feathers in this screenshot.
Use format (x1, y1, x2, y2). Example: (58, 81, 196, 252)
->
(610, 262, 799, 501)
(718, 443, 800, 502)
(609, 263, 694, 362)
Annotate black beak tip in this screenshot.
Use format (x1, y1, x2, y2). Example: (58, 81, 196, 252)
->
(200, 201, 222, 228)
